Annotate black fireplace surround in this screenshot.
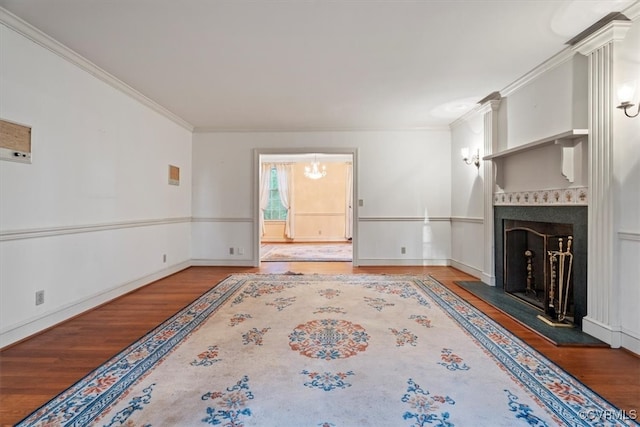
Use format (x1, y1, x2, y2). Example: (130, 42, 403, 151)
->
(494, 206, 588, 327)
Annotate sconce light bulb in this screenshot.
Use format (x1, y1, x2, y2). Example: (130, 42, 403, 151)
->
(617, 81, 637, 104)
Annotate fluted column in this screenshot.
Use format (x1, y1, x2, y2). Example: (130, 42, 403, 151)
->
(573, 20, 631, 347)
(479, 99, 501, 286)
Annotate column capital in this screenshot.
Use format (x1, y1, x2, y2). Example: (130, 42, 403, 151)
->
(478, 99, 501, 115)
(572, 19, 632, 56)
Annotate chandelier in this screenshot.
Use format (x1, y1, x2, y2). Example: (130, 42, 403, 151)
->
(304, 157, 327, 180)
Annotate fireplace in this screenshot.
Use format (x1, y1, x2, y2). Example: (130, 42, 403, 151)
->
(495, 206, 587, 327)
(504, 220, 574, 324)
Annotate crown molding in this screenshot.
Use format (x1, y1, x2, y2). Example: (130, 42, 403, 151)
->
(449, 98, 501, 129)
(501, 47, 576, 97)
(0, 8, 194, 132)
(623, 1, 640, 21)
(193, 126, 450, 133)
(572, 19, 632, 55)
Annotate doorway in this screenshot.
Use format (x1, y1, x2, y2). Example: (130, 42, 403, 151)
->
(253, 148, 358, 266)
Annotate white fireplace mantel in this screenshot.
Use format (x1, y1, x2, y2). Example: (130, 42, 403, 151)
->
(483, 129, 588, 159)
(484, 129, 588, 185)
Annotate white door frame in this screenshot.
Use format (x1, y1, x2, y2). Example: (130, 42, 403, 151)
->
(252, 147, 359, 266)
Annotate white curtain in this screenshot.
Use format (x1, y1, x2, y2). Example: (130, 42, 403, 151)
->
(275, 163, 295, 239)
(345, 162, 353, 239)
(259, 163, 272, 236)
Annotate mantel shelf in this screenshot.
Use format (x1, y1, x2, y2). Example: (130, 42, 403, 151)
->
(483, 129, 588, 161)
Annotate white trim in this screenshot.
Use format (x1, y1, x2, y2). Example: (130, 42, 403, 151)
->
(449, 104, 483, 129)
(254, 147, 359, 267)
(572, 20, 633, 56)
(0, 8, 194, 132)
(191, 259, 256, 267)
(193, 126, 450, 133)
(450, 217, 483, 224)
(618, 231, 640, 241)
(480, 272, 496, 287)
(0, 260, 191, 349)
(501, 48, 577, 97)
(624, 1, 640, 21)
(450, 260, 482, 279)
(582, 316, 620, 348)
(0, 217, 191, 241)
(357, 258, 450, 266)
(359, 216, 450, 222)
(483, 130, 588, 160)
(191, 217, 253, 223)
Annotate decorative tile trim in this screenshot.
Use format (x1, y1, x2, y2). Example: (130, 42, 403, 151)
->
(494, 187, 588, 206)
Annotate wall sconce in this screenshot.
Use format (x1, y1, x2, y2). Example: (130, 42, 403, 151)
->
(617, 81, 639, 118)
(461, 147, 480, 168)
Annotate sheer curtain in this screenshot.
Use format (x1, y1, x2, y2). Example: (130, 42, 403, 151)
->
(259, 163, 272, 236)
(345, 162, 353, 239)
(275, 163, 295, 238)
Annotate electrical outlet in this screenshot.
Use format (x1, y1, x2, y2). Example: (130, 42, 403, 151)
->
(162, 254, 167, 263)
(238, 247, 244, 255)
(229, 247, 234, 255)
(35, 290, 44, 306)
(401, 247, 406, 254)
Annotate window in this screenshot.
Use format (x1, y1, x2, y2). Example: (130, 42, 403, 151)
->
(264, 167, 287, 220)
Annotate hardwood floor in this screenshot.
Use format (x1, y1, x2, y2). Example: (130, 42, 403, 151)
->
(1, 264, 638, 425)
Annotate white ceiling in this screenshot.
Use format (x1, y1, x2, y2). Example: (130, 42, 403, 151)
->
(0, 0, 635, 131)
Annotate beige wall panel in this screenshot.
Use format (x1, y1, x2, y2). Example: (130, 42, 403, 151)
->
(263, 221, 288, 241)
(262, 162, 350, 242)
(294, 214, 346, 241)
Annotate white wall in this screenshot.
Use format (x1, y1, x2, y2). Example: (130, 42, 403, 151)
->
(501, 54, 588, 150)
(192, 130, 452, 266)
(0, 23, 193, 347)
(449, 114, 484, 277)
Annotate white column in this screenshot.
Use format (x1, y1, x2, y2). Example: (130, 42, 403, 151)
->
(573, 20, 631, 347)
(480, 99, 501, 286)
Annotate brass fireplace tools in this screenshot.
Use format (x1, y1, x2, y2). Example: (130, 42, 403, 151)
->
(538, 236, 574, 327)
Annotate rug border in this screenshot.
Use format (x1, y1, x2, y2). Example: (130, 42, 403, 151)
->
(424, 274, 638, 427)
(14, 274, 242, 426)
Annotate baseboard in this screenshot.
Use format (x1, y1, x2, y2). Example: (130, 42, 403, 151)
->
(480, 272, 496, 286)
(191, 258, 257, 267)
(449, 260, 482, 280)
(583, 317, 640, 355)
(356, 258, 450, 266)
(0, 260, 191, 349)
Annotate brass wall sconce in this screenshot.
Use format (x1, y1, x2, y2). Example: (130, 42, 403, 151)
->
(461, 147, 480, 168)
(617, 81, 639, 118)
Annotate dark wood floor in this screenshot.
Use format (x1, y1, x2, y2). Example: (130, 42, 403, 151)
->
(1, 264, 638, 426)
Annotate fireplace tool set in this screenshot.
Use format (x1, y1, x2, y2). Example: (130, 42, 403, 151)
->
(538, 236, 574, 327)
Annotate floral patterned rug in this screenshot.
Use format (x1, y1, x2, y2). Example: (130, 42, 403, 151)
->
(261, 243, 352, 261)
(17, 274, 636, 426)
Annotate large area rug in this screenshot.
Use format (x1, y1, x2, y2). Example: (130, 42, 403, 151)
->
(18, 274, 636, 426)
(261, 243, 352, 261)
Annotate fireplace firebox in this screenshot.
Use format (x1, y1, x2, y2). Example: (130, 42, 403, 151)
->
(494, 206, 587, 327)
(504, 220, 574, 325)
